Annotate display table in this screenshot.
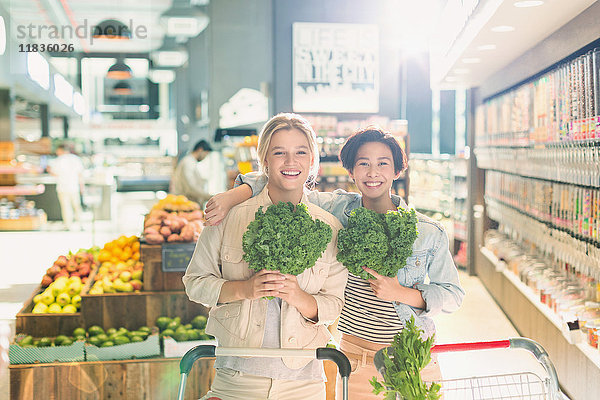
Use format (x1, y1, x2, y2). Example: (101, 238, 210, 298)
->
(9, 357, 214, 400)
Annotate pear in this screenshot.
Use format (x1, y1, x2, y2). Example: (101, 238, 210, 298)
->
(51, 280, 67, 297)
(48, 303, 62, 313)
(67, 282, 82, 296)
(32, 303, 48, 313)
(62, 304, 77, 313)
(33, 294, 43, 304)
(71, 294, 82, 308)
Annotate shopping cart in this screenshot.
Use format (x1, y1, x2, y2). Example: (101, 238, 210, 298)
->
(177, 345, 352, 400)
(374, 337, 566, 400)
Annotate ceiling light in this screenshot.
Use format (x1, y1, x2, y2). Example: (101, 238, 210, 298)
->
(107, 60, 133, 79)
(150, 38, 189, 67)
(462, 57, 481, 64)
(477, 44, 496, 51)
(113, 81, 133, 95)
(454, 68, 470, 74)
(149, 69, 176, 84)
(514, 1, 544, 7)
(92, 19, 132, 40)
(161, 6, 209, 37)
(491, 25, 515, 33)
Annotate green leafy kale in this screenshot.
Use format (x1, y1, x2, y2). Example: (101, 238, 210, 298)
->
(336, 207, 418, 279)
(370, 316, 441, 400)
(242, 202, 332, 275)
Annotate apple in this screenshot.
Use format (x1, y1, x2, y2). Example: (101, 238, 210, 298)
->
(56, 292, 71, 307)
(48, 303, 62, 313)
(55, 255, 68, 267)
(67, 282, 82, 296)
(40, 291, 55, 305)
(41, 275, 53, 287)
(55, 271, 69, 280)
(51, 280, 67, 297)
(68, 276, 82, 285)
(120, 271, 132, 282)
(131, 269, 143, 281)
(71, 294, 82, 307)
(66, 258, 78, 272)
(78, 265, 90, 276)
(89, 287, 103, 295)
(33, 294, 43, 304)
(130, 279, 142, 291)
(46, 265, 61, 277)
(32, 303, 48, 313)
(121, 282, 134, 292)
(62, 304, 77, 313)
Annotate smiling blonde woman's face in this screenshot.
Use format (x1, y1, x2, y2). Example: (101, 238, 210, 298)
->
(264, 128, 313, 193)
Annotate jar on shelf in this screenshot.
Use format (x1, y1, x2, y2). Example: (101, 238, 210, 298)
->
(585, 319, 600, 348)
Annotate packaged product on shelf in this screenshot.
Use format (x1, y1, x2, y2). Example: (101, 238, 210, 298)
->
(9, 333, 85, 364)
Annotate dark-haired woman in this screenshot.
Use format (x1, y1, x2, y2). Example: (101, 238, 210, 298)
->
(206, 127, 464, 399)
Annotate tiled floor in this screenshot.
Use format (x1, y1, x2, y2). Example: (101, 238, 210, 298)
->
(0, 195, 555, 398)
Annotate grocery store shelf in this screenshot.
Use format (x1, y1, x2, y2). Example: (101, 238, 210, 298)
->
(480, 246, 600, 371)
(0, 185, 45, 196)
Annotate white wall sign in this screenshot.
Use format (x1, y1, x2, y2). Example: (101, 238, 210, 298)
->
(293, 22, 379, 113)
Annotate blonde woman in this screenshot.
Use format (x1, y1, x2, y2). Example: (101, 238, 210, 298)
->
(183, 113, 348, 400)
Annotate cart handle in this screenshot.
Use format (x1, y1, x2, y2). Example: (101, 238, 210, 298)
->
(179, 345, 351, 378)
(431, 339, 510, 353)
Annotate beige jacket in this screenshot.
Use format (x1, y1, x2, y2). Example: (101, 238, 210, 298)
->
(183, 187, 348, 369)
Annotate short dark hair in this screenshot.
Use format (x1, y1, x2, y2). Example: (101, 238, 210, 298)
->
(339, 126, 407, 174)
(193, 140, 212, 152)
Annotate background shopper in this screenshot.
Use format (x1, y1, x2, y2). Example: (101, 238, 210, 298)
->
(48, 143, 85, 231)
(171, 140, 214, 205)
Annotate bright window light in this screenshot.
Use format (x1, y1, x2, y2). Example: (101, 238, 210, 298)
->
(53, 74, 73, 106)
(27, 52, 50, 90)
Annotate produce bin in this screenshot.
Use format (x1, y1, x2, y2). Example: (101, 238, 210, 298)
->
(141, 243, 194, 291)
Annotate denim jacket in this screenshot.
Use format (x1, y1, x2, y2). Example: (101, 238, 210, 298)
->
(236, 173, 465, 338)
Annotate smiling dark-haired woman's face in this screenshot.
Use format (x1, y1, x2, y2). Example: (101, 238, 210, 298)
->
(349, 142, 399, 202)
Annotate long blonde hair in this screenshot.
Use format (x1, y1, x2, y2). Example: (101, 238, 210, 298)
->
(256, 113, 320, 185)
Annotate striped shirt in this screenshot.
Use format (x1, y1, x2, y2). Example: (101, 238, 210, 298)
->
(338, 273, 404, 344)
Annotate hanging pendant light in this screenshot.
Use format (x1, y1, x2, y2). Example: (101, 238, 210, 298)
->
(93, 19, 131, 40)
(113, 81, 133, 95)
(107, 60, 133, 79)
(150, 37, 189, 67)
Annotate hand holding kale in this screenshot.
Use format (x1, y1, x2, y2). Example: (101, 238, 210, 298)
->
(336, 207, 418, 279)
(242, 202, 333, 275)
(370, 316, 441, 400)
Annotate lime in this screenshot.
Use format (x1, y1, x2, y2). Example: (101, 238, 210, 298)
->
(60, 338, 73, 346)
(54, 335, 69, 346)
(131, 330, 148, 339)
(88, 336, 102, 347)
(187, 330, 200, 340)
(88, 326, 104, 337)
(173, 331, 189, 342)
(101, 341, 114, 347)
(184, 324, 192, 330)
(155, 317, 171, 331)
(138, 326, 151, 333)
(72, 328, 86, 337)
(38, 337, 52, 347)
(160, 328, 175, 338)
(131, 335, 144, 343)
(167, 320, 180, 331)
(191, 315, 207, 330)
(114, 336, 130, 345)
(106, 328, 117, 336)
(18, 335, 33, 346)
(75, 335, 86, 342)
(95, 333, 108, 343)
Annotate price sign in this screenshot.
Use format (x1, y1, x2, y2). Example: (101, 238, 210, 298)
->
(161, 242, 196, 272)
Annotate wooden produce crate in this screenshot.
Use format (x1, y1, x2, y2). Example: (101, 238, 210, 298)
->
(9, 356, 215, 400)
(141, 243, 195, 291)
(15, 286, 84, 338)
(81, 291, 208, 330)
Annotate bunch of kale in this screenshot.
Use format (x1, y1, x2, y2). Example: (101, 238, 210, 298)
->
(337, 207, 418, 279)
(242, 202, 332, 275)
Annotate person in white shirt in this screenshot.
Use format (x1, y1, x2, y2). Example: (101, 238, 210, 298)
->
(171, 140, 213, 205)
(48, 144, 84, 230)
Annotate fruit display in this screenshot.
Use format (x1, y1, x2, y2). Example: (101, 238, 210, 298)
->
(14, 327, 88, 348)
(143, 208, 204, 244)
(155, 315, 212, 342)
(85, 324, 153, 347)
(41, 250, 97, 288)
(90, 235, 144, 294)
(152, 194, 201, 212)
(32, 276, 84, 313)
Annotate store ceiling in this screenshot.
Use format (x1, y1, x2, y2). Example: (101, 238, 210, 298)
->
(431, 0, 597, 90)
(0, 0, 172, 53)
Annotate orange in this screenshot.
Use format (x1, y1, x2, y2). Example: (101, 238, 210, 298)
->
(132, 252, 140, 261)
(132, 241, 140, 252)
(116, 236, 128, 248)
